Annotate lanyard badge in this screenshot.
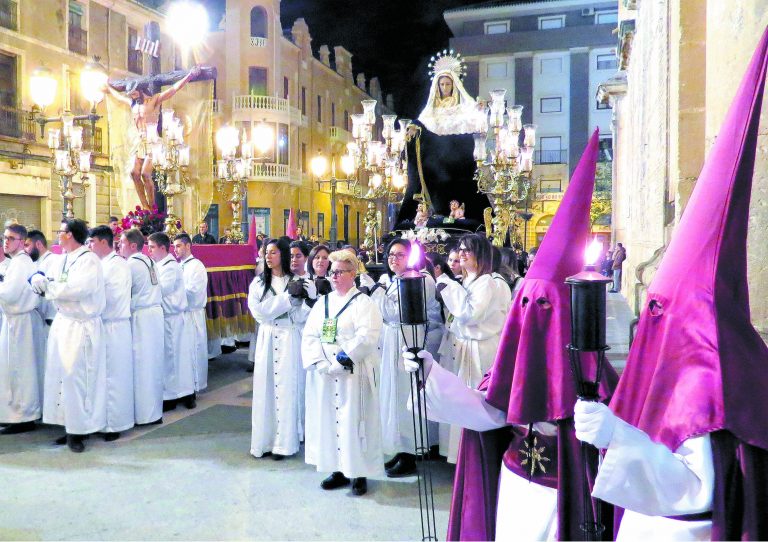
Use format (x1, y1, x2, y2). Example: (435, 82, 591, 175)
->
(321, 318, 338, 344)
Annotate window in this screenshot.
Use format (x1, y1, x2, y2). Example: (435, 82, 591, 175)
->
(486, 62, 507, 79)
(283, 76, 289, 100)
(283, 209, 290, 235)
(331, 102, 336, 126)
(128, 27, 143, 74)
(343, 205, 350, 243)
(538, 15, 564, 30)
(248, 207, 270, 237)
(596, 53, 618, 71)
(540, 97, 562, 113)
(0, 0, 18, 30)
(539, 179, 561, 193)
(204, 204, 219, 240)
(344, 110, 349, 131)
(539, 136, 563, 164)
(596, 99, 611, 110)
(316, 95, 322, 123)
(484, 20, 509, 34)
(0, 51, 19, 139)
(301, 143, 307, 173)
(595, 10, 618, 25)
(540, 57, 562, 75)
(68, 1, 87, 55)
(599, 137, 613, 162)
(317, 213, 325, 238)
(277, 123, 289, 165)
(301, 87, 306, 115)
(250, 6, 267, 38)
(248, 67, 267, 96)
(299, 211, 310, 236)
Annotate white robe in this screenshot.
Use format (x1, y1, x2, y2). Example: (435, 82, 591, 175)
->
(302, 288, 384, 478)
(127, 253, 165, 424)
(593, 420, 714, 541)
(36, 250, 61, 325)
(435, 273, 508, 462)
(43, 246, 108, 435)
(180, 255, 208, 391)
(156, 254, 196, 400)
(0, 252, 44, 424)
(100, 252, 135, 433)
(373, 272, 443, 456)
(424, 362, 558, 541)
(247, 274, 311, 457)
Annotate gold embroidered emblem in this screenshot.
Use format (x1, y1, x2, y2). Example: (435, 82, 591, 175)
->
(520, 436, 550, 477)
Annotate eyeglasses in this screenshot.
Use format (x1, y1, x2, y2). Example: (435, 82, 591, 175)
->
(388, 252, 408, 261)
(458, 247, 473, 254)
(3, 236, 21, 242)
(329, 269, 353, 277)
(55, 229, 70, 234)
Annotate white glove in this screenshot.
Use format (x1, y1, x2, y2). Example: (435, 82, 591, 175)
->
(30, 274, 48, 295)
(315, 361, 330, 375)
(402, 348, 434, 379)
(574, 399, 618, 449)
(327, 359, 347, 376)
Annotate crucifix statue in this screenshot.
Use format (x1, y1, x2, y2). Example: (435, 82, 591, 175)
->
(102, 21, 217, 211)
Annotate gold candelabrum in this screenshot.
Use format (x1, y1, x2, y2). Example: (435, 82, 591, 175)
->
(473, 89, 536, 247)
(150, 109, 191, 237)
(215, 122, 273, 244)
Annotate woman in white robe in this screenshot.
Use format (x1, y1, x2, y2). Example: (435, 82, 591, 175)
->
(248, 239, 314, 459)
(435, 234, 508, 463)
(302, 250, 383, 496)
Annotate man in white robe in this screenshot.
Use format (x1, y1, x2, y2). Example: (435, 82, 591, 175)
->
(119, 228, 164, 425)
(32, 219, 107, 453)
(0, 224, 44, 434)
(173, 233, 208, 392)
(148, 232, 196, 410)
(302, 250, 383, 496)
(88, 226, 134, 440)
(25, 230, 61, 329)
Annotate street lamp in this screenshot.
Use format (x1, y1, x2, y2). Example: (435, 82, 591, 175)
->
(215, 121, 273, 243)
(152, 109, 191, 236)
(311, 151, 356, 247)
(30, 58, 107, 219)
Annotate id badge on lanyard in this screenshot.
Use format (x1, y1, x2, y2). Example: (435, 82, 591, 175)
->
(149, 266, 158, 285)
(321, 318, 338, 344)
(59, 271, 69, 283)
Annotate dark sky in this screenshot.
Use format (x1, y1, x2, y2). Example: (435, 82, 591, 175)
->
(198, 0, 483, 118)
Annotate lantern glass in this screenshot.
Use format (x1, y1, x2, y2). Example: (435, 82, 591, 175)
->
(310, 153, 328, 178)
(47, 128, 60, 150)
(252, 122, 274, 155)
(361, 99, 377, 124)
(216, 125, 239, 157)
(80, 58, 108, 106)
(523, 124, 537, 147)
(78, 151, 91, 173)
(30, 66, 58, 109)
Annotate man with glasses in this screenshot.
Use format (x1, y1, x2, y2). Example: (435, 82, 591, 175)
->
(31, 219, 107, 452)
(0, 224, 45, 435)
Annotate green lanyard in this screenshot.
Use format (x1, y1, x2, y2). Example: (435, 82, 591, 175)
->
(321, 292, 362, 344)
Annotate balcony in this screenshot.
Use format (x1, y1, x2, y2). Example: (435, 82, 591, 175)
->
(250, 36, 267, 47)
(232, 95, 303, 126)
(0, 0, 17, 31)
(68, 26, 87, 56)
(211, 99, 223, 116)
(79, 123, 103, 154)
(0, 106, 35, 141)
(249, 162, 290, 183)
(536, 149, 568, 165)
(329, 126, 351, 142)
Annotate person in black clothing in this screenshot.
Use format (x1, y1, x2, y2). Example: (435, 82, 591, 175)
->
(191, 222, 217, 244)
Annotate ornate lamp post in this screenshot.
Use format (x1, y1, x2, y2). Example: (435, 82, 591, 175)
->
(30, 58, 108, 219)
(311, 152, 356, 247)
(474, 89, 536, 247)
(150, 109, 191, 236)
(215, 121, 272, 243)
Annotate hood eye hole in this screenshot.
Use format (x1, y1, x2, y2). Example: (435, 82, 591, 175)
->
(648, 299, 664, 316)
(536, 297, 551, 309)
(521, 296, 529, 307)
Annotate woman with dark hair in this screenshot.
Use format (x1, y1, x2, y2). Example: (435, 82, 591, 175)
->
(373, 238, 443, 476)
(435, 233, 509, 462)
(247, 238, 314, 460)
(307, 244, 333, 299)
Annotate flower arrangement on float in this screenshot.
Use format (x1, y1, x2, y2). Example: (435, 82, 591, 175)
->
(120, 205, 176, 236)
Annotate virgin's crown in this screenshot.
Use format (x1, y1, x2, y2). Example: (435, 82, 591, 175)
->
(428, 50, 467, 81)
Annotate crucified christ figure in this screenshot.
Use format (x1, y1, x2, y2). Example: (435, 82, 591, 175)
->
(104, 66, 201, 210)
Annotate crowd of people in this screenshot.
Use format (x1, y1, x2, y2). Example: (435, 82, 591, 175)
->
(0, 219, 208, 452)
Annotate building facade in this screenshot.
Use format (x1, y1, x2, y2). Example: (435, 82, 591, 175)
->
(601, 0, 768, 340)
(444, 0, 617, 248)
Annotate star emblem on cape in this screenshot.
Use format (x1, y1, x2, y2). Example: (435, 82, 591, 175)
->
(520, 436, 550, 478)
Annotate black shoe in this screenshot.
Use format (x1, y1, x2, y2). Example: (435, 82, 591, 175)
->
(0, 421, 36, 435)
(384, 453, 401, 470)
(386, 454, 417, 478)
(351, 477, 367, 496)
(103, 432, 120, 442)
(137, 418, 163, 427)
(235, 340, 250, 348)
(221, 344, 238, 354)
(163, 400, 178, 412)
(320, 471, 350, 490)
(67, 435, 85, 453)
(271, 453, 286, 461)
(246, 362, 255, 373)
(182, 393, 197, 410)
(608, 290, 617, 293)
(54, 434, 68, 445)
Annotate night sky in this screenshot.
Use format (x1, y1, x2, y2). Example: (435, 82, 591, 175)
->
(198, 0, 483, 118)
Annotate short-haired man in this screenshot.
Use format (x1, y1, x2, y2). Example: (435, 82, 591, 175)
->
(173, 233, 208, 392)
(32, 219, 107, 452)
(88, 226, 135, 440)
(108, 217, 120, 235)
(25, 229, 61, 329)
(120, 228, 165, 425)
(148, 232, 196, 410)
(191, 222, 216, 245)
(218, 229, 231, 244)
(0, 224, 45, 435)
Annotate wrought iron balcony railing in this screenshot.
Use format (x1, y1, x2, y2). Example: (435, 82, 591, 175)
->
(0, 0, 18, 31)
(535, 149, 568, 164)
(68, 26, 88, 55)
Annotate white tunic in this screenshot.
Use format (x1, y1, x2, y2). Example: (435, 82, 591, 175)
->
(127, 253, 165, 424)
(593, 420, 714, 541)
(302, 288, 384, 478)
(424, 362, 558, 541)
(0, 252, 44, 423)
(43, 246, 108, 435)
(36, 250, 61, 324)
(435, 273, 508, 462)
(100, 252, 135, 432)
(180, 255, 208, 391)
(156, 254, 195, 400)
(373, 272, 443, 455)
(247, 274, 310, 457)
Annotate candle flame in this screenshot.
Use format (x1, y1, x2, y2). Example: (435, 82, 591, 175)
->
(584, 238, 602, 266)
(408, 241, 422, 269)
